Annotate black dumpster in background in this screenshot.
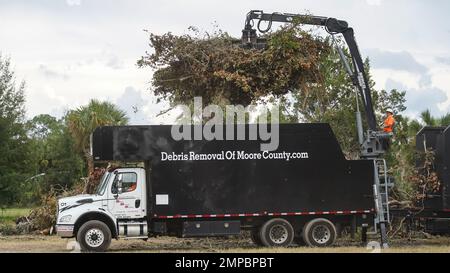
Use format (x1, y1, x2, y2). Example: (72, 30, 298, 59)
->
(440, 127, 450, 210)
(416, 127, 448, 210)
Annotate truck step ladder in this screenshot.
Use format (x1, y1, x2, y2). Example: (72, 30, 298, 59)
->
(372, 159, 391, 248)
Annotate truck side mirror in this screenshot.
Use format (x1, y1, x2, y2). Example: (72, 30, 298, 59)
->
(117, 174, 123, 194)
(113, 174, 124, 197)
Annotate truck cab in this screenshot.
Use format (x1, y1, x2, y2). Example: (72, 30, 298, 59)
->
(56, 167, 147, 252)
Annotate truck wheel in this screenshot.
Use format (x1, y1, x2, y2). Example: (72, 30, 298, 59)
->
(259, 219, 294, 247)
(250, 229, 264, 247)
(303, 218, 337, 247)
(77, 220, 112, 252)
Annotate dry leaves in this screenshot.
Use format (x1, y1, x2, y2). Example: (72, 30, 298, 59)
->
(410, 150, 442, 203)
(138, 24, 330, 106)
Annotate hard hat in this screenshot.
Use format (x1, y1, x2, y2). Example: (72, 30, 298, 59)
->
(386, 108, 394, 114)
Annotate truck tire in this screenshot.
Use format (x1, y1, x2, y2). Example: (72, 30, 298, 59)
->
(259, 218, 294, 247)
(303, 218, 337, 247)
(77, 220, 112, 252)
(250, 229, 264, 247)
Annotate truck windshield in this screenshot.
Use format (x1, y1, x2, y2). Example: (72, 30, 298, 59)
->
(95, 172, 111, 195)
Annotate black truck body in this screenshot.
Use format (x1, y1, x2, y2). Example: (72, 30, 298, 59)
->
(92, 123, 376, 238)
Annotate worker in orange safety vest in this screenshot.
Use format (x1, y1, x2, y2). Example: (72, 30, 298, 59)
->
(382, 109, 395, 150)
(383, 109, 396, 134)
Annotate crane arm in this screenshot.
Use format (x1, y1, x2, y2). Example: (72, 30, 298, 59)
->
(242, 10, 378, 131)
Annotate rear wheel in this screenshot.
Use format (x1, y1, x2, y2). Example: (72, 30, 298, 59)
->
(303, 218, 337, 247)
(259, 218, 294, 247)
(77, 220, 112, 252)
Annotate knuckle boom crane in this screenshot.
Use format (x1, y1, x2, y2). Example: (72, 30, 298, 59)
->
(241, 10, 391, 247)
(241, 10, 390, 158)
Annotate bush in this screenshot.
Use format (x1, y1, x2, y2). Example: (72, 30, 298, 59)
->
(0, 223, 19, 236)
(16, 170, 106, 234)
(16, 183, 84, 234)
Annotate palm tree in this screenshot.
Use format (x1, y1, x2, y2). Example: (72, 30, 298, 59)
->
(418, 110, 450, 127)
(420, 110, 437, 127)
(67, 100, 128, 187)
(438, 113, 450, 127)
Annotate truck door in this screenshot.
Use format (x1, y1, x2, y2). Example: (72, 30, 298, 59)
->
(108, 171, 146, 219)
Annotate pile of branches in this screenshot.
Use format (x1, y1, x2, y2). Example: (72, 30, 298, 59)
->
(410, 149, 441, 204)
(16, 168, 107, 234)
(388, 150, 442, 239)
(390, 149, 442, 210)
(15, 188, 61, 235)
(84, 167, 107, 194)
(138, 25, 330, 106)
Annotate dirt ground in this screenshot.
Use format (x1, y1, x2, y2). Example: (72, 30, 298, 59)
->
(1, 235, 450, 253)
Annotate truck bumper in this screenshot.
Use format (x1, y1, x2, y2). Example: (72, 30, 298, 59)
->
(56, 225, 75, 238)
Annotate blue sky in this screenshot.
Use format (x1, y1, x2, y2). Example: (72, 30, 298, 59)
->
(0, 0, 449, 124)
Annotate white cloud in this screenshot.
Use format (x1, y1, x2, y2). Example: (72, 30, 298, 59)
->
(384, 76, 448, 118)
(26, 84, 70, 119)
(367, 48, 450, 115)
(66, 0, 82, 7)
(366, 0, 382, 6)
(436, 57, 450, 66)
(38, 64, 70, 81)
(1, 0, 449, 121)
(366, 49, 428, 74)
(114, 86, 181, 125)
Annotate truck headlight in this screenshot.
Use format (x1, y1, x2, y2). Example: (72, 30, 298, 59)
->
(59, 215, 72, 223)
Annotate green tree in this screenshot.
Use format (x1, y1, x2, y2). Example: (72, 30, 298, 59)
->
(274, 42, 407, 158)
(67, 100, 128, 192)
(26, 114, 85, 200)
(0, 54, 30, 206)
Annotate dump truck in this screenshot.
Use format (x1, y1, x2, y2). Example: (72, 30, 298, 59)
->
(56, 124, 387, 252)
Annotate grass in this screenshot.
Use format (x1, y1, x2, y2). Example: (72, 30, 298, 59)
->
(0, 208, 32, 236)
(0, 208, 31, 224)
(1, 209, 450, 253)
(2, 235, 450, 253)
